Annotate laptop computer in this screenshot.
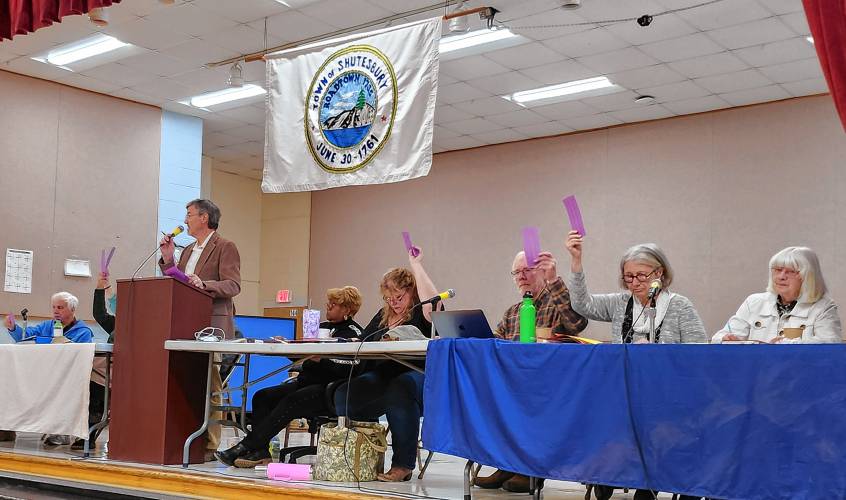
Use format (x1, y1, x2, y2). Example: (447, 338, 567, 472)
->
(431, 310, 495, 339)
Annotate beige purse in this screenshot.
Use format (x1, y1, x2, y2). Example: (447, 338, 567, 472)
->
(313, 421, 388, 482)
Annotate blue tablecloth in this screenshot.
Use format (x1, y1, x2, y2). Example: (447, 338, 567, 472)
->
(422, 339, 846, 500)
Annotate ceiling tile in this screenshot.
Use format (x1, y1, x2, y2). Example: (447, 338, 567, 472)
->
(607, 104, 675, 123)
(520, 59, 598, 85)
(505, 8, 593, 41)
(719, 84, 791, 106)
(761, 0, 804, 16)
(639, 80, 711, 103)
(466, 71, 542, 96)
(129, 77, 194, 101)
(203, 114, 249, 132)
(486, 108, 551, 128)
(662, 94, 731, 114)
(191, 0, 290, 24)
(779, 11, 810, 36)
(451, 96, 523, 116)
(2, 30, 66, 56)
(470, 128, 530, 145)
(577, 47, 659, 75)
(433, 125, 463, 142)
(118, 50, 196, 77)
(561, 112, 623, 131)
(732, 36, 816, 68)
(143, 3, 239, 38)
(694, 68, 772, 94)
(102, 18, 193, 51)
(758, 57, 823, 83)
(780, 77, 829, 97)
(80, 62, 160, 87)
(435, 135, 486, 152)
(485, 42, 566, 71)
(217, 105, 266, 125)
(55, 72, 122, 94)
(440, 55, 511, 82)
(576, 0, 665, 23)
(227, 140, 265, 156)
(301, 0, 394, 29)
(608, 63, 685, 91)
(109, 87, 165, 106)
(248, 11, 337, 44)
(677, 0, 770, 31)
(603, 14, 697, 46)
(436, 82, 489, 105)
(212, 24, 284, 56)
(435, 105, 476, 123)
(668, 52, 749, 79)
(170, 67, 231, 94)
(513, 121, 575, 139)
(639, 33, 724, 63)
(159, 39, 240, 66)
(204, 131, 245, 148)
(531, 100, 599, 120)
(580, 89, 642, 112)
(542, 27, 628, 59)
(223, 124, 265, 140)
(708, 17, 796, 50)
(440, 117, 503, 135)
(3, 57, 76, 82)
(366, 0, 441, 13)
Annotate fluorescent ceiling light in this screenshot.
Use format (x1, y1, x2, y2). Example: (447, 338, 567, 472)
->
(440, 28, 517, 54)
(42, 34, 128, 66)
(188, 84, 266, 108)
(806, 36, 814, 44)
(504, 77, 617, 105)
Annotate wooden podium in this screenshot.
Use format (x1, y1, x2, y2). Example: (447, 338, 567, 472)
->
(110, 277, 213, 465)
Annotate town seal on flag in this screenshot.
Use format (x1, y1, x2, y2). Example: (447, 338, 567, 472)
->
(305, 45, 398, 173)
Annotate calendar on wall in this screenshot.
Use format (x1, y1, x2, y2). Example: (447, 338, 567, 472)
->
(4, 248, 33, 294)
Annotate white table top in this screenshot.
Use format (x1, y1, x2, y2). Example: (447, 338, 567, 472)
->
(164, 339, 429, 358)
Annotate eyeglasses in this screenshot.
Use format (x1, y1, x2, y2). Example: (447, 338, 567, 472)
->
(622, 269, 658, 283)
(510, 267, 536, 277)
(383, 291, 407, 304)
(771, 267, 800, 278)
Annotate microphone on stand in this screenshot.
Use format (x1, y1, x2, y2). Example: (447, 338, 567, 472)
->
(646, 279, 662, 301)
(419, 289, 456, 307)
(132, 225, 185, 280)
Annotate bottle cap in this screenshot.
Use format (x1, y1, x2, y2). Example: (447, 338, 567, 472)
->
(522, 291, 533, 299)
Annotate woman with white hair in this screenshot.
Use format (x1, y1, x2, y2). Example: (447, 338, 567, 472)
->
(712, 246, 842, 344)
(565, 231, 706, 344)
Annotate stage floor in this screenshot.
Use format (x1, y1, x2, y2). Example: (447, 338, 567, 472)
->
(0, 429, 670, 499)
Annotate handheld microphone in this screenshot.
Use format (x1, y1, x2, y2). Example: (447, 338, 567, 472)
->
(647, 279, 662, 300)
(132, 225, 186, 280)
(419, 289, 455, 306)
(161, 225, 185, 239)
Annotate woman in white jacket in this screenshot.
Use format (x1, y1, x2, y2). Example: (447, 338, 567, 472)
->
(712, 246, 842, 344)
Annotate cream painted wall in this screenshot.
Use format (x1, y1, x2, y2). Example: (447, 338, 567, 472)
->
(206, 165, 312, 314)
(0, 70, 161, 322)
(308, 95, 846, 340)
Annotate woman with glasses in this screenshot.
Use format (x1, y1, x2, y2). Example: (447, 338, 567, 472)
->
(565, 230, 706, 345)
(215, 286, 364, 468)
(712, 246, 842, 344)
(334, 248, 440, 482)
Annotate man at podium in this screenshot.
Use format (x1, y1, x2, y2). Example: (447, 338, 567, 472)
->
(158, 198, 241, 460)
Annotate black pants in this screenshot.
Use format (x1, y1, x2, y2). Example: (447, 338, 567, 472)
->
(87, 381, 106, 440)
(594, 485, 704, 500)
(241, 379, 330, 451)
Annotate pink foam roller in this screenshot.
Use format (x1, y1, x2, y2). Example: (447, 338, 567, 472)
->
(266, 463, 311, 481)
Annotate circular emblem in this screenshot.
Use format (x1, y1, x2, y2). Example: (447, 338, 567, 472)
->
(305, 45, 397, 173)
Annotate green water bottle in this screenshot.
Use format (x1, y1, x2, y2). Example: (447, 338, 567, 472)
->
(52, 319, 63, 338)
(519, 291, 536, 343)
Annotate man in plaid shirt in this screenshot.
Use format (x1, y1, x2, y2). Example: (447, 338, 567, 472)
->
(479, 249, 588, 493)
(494, 250, 588, 341)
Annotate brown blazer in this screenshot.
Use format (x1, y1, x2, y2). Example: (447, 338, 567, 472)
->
(161, 232, 241, 337)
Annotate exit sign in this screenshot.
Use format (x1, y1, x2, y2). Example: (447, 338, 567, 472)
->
(276, 290, 291, 303)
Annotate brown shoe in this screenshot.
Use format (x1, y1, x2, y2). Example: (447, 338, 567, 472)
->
(0, 431, 15, 442)
(502, 474, 531, 493)
(377, 466, 413, 482)
(474, 469, 515, 489)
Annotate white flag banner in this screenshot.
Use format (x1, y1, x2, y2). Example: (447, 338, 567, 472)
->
(263, 17, 441, 193)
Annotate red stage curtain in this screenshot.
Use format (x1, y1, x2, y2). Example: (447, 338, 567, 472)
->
(803, 0, 846, 132)
(0, 0, 121, 42)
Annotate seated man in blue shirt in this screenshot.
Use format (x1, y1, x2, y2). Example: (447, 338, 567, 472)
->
(4, 292, 93, 343)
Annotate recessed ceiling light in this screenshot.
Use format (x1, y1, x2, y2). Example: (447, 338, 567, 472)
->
(634, 95, 655, 104)
(37, 34, 129, 66)
(806, 36, 814, 44)
(503, 76, 619, 105)
(186, 84, 266, 108)
(440, 28, 517, 54)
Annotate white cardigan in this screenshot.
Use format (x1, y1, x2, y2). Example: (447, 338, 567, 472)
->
(712, 292, 843, 344)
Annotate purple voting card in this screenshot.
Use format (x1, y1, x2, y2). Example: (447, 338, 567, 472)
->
(522, 226, 541, 267)
(563, 195, 586, 236)
(402, 231, 420, 257)
(100, 247, 115, 275)
(163, 265, 190, 284)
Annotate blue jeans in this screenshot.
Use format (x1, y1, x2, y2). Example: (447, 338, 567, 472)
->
(334, 369, 424, 470)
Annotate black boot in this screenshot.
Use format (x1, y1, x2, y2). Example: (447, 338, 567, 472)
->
(214, 442, 250, 467)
